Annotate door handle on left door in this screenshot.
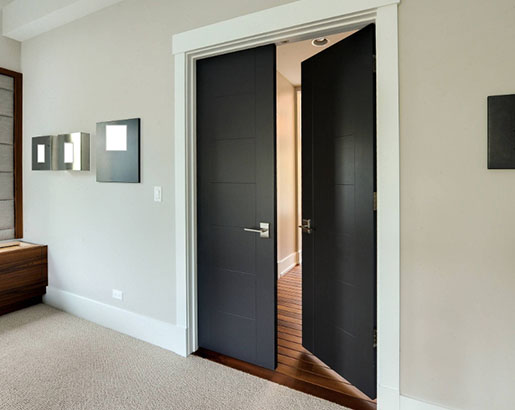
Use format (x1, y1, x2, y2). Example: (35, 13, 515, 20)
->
(244, 222, 270, 239)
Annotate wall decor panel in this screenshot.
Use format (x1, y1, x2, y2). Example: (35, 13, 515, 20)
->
(54, 132, 90, 171)
(31, 136, 53, 171)
(488, 94, 515, 169)
(96, 118, 141, 183)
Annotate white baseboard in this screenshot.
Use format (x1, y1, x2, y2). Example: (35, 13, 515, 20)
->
(277, 251, 300, 277)
(377, 385, 450, 410)
(400, 395, 451, 410)
(40, 294, 450, 410)
(43, 286, 187, 357)
(378, 385, 400, 410)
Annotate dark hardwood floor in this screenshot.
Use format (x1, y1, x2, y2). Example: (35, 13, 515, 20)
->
(196, 265, 377, 410)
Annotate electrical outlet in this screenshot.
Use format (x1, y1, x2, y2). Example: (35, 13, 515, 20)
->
(112, 289, 123, 301)
(154, 186, 162, 202)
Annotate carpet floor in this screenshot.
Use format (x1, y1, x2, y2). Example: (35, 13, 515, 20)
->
(0, 304, 347, 410)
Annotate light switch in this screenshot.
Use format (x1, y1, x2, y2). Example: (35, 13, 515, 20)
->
(154, 186, 162, 202)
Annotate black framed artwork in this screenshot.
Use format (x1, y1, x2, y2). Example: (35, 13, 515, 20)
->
(488, 94, 515, 169)
(96, 118, 140, 183)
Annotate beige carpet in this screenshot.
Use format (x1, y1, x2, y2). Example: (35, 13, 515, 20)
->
(0, 305, 347, 410)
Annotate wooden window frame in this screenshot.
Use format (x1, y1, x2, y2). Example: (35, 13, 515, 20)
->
(0, 67, 23, 238)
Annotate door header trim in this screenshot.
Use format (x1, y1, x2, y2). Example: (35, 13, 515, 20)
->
(172, 0, 399, 55)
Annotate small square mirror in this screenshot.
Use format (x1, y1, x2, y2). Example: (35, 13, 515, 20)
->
(32, 136, 53, 170)
(64, 142, 74, 163)
(55, 133, 90, 171)
(37, 144, 45, 163)
(106, 125, 128, 151)
(96, 118, 140, 183)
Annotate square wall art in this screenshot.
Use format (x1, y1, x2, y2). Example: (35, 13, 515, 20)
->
(31, 135, 53, 171)
(488, 94, 515, 169)
(96, 118, 140, 183)
(55, 132, 90, 171)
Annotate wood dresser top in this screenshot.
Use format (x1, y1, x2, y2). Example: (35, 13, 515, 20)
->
(0, 241, 43, 254)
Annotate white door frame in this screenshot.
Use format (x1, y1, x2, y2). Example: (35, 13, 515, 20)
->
(172, 1, 400, 408)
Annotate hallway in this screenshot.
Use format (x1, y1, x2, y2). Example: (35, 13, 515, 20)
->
(277, 266, 376, 409)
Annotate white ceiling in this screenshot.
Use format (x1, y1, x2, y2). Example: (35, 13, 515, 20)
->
(1, 0, 125, 41)
(277, 31, 356, 87)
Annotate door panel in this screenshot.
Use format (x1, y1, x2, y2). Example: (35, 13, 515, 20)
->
(302, 25, 377, 398)
(197, 45, 277, 370)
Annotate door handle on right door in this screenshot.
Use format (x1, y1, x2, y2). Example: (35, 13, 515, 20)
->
(299, 219, 312, 234)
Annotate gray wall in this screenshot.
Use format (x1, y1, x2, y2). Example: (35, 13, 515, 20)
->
(21, 0, 293, 324)
(399, 0, 515, 408)
(20, 0, 515, 408)
(0, 15, 20, 71)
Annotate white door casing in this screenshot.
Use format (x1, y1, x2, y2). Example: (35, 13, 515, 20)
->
(172, 1, 401, 408)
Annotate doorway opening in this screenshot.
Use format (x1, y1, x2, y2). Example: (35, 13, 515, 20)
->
(195, 26, 378, 410)
(275, 29, 377, 409)
(176, 2, 401, 408)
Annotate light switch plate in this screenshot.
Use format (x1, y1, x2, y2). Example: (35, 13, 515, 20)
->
(154, 186, 162, 202)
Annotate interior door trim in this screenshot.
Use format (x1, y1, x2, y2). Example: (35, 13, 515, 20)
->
(172, 2, 400, 407)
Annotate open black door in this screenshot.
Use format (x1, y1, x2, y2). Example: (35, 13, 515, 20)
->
(196, 45, 277, 370)
(301, 25, 377, 397)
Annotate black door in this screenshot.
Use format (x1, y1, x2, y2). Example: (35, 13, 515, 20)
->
(196, 45, 277, 370)
(301, 25, 377, 397)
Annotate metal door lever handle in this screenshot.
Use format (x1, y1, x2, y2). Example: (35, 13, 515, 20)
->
(299, 218, 312, 234)
(243, 222, 270, 238)
(244, 228, 265, 233)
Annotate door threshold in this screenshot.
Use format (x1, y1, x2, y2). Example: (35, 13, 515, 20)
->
(194, 348, 376, 410)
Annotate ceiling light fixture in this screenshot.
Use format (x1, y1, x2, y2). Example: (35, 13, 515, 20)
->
(312, 37, 329, 47)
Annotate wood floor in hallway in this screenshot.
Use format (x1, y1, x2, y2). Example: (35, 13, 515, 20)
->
(276, 265, 376, 409)
(197, 265, 377, 410)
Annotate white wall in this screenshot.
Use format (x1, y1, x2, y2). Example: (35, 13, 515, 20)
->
(19, 0, 515, 408)
(276, 71, 298, 276)
(0, 12, 20, 71)
(399, 1, 515, 409)
(21, 0, 294, 326)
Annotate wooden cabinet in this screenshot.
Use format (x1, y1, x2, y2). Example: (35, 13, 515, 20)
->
(0, 242, 48, 315)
